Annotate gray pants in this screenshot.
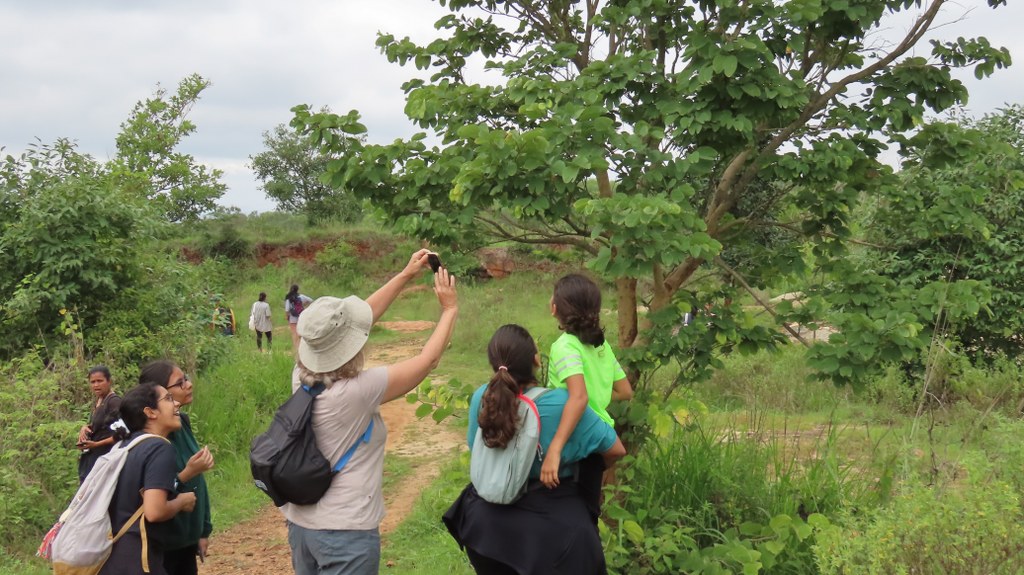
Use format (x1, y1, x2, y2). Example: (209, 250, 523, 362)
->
(287, 521, 380, 575)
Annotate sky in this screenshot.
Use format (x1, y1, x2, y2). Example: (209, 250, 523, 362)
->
(2, 0, 1022, 214)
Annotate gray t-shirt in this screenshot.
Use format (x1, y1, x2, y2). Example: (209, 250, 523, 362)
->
(281, 366, 389, 530)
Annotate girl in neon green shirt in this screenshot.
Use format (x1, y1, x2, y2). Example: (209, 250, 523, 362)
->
(541, 274, 633, 520)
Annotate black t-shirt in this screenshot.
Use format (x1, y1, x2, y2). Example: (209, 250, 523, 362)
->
(88, 393, 122, 445)
(99, 433, 178, 575)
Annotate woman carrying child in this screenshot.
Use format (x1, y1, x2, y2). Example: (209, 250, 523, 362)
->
(444, 324, 626, 574)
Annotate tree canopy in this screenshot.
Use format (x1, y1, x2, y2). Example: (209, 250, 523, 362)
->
(111, 74, 226, 222)
(294, 0, 1012, 394)
(249, 116, 363, 223)
(0, 76, 226, 360)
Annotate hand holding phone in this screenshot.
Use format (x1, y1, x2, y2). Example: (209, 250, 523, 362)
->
(427, 253, 442, 273)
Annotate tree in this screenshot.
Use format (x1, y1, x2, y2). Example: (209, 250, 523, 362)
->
(294, 1, 1011, 398)
(111, 74, 226, 222)
(249, 116, 363, 223)
(0, 140, 160, 357)
(863, 105, 1024, 360)
(0, 76, 229, 360)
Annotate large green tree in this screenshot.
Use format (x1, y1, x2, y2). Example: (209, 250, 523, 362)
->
(294, 0, 1011, 394)
(111, 74, 226, 222)
(0, 76, 227, 360)
(249, 116, 363, 223)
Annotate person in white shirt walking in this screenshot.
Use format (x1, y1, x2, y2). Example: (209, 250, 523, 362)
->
(251, 292, 273, 352)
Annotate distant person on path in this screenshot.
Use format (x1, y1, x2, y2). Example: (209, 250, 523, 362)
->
(139, 361, 215, 575)
(285, 284, 313, 351)
(251, 292, 273, 352)
(443, 324, 626, 574)
(99, 383, 196, 575)
(540, 273, 633, 522)
(76, 365, 123, 483)
(283, 249, 458, 575)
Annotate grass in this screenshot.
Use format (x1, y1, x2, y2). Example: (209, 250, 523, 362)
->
(380, 457, 475, 575)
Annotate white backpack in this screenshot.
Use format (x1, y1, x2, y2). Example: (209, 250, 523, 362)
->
(40, 433, 167, 575)
(470, 386, 550, 504)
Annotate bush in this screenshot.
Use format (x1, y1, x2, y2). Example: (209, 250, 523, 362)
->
(197, 222, 253, 261)
(315, 239, 359, 277)
(816, 461, 1024, 574)
(0, 353, 84, 551)
(602, 415, 892, 574)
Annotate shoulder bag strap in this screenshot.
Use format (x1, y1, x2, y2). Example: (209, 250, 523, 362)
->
(333, 419, 374, 473)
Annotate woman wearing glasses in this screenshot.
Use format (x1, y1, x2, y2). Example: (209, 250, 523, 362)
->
(100, 383, 197, 575)
(139, 360, 215, 575)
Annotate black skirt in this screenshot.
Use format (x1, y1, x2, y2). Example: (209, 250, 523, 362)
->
(442, 482, 607, 575)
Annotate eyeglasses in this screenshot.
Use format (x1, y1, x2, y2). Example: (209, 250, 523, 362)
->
(160, 393, 176, 404)
(166, 374, 191, 390)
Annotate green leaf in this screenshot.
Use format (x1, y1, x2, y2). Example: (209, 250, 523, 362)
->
(623, 520, 645, 545)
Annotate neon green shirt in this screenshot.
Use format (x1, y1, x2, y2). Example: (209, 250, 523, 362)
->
(547, 332, 626, 426)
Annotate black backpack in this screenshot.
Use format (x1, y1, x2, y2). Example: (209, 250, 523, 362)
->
(250, 383, 373, 506)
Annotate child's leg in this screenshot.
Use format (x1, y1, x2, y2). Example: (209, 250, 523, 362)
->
(577, 452, 607, 525)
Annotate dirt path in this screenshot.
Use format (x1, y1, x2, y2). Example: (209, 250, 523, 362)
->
(199, 321, 463, 574)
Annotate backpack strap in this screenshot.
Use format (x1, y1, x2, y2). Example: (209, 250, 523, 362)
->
(518, 386, 551, 423)
(333, 419, 374, 473)
(120, 434, 167, 574)
(107, 505, 151, 573)
(301, 384, 373, 474)
(518, 387, 551, 461)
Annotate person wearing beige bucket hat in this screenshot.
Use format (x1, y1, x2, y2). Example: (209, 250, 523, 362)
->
(281, 248, 458, 575)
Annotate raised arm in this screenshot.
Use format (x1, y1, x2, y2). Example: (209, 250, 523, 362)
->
(383, 268, 458, 403)
(365, 249, 432, 324)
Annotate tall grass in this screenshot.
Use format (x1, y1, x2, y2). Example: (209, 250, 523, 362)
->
(186, 335, 297, 525)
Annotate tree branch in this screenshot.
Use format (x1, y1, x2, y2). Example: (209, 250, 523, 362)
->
(714, 256, 811, 347)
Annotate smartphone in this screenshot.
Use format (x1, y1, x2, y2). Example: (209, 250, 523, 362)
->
(427, 253, 442, 273)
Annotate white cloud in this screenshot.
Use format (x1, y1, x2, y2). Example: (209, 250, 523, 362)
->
(2, 0, 1021, 213)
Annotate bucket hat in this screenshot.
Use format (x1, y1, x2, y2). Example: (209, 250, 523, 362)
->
(296, 296, 373, 373)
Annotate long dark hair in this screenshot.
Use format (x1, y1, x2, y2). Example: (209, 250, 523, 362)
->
(139, 360, 177, 388)
(119, 383, 162, 435)
(287, 284, 299, 303)
(478, 324, 538, 449)
(552, 273, 605, 347)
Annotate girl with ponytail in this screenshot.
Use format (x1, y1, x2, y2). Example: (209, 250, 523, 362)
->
(540, 274, 634, 522)
(477, 324, 538, 449)
(444, 324, 626, 574)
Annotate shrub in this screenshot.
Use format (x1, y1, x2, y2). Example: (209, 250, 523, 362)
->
(197, 221, 253, 261)
(816, 462, 1024, 574)
(602, 415, 891, 574)
(315, 239, 359, 277)
(0, 353, 83, 551)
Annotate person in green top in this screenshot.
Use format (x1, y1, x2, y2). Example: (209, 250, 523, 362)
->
(541, 274, 633, 522)
(139, 360, 215, 575)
